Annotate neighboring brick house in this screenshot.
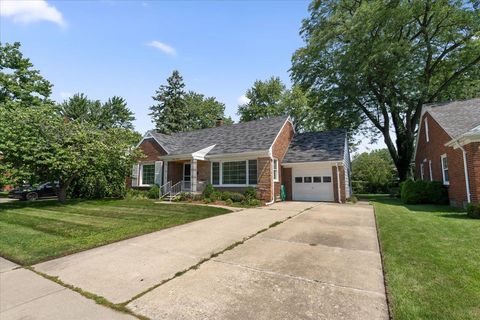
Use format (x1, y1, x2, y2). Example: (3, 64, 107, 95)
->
(132, 116, 352, 203)
(414, 98, 480, 208)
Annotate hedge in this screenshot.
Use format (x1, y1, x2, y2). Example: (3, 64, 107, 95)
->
(400, 180, 448, 205)
(467, 203, 480, 219)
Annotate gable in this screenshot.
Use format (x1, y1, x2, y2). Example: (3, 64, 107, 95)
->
(138, 138, 168, 161)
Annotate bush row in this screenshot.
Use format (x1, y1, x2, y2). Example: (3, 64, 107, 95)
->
(400, 180, 448, 205)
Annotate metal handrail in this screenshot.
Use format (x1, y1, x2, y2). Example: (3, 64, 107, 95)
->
(160, 181, 171, 199)
(170, 181, 183, 201)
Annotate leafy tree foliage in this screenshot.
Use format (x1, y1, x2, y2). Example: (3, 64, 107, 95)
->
(352, 149, 397, 193)
(149, 70, 188, 134)
(237, 76, 317, 131)
(291, 0, 480, 180)
(0, 42, 52, 108)
(58, 93, 135, 130)
(0, 105, 140, 202)
(184, 91, 233, 129)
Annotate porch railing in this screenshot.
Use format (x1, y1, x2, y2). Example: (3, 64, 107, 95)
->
(160, 180, 193, 201)
(160, 181, 171, 199)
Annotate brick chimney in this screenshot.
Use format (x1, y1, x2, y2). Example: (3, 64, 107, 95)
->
(215, 119, 224, 127)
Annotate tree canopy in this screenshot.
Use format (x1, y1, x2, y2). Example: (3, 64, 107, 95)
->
(291, 0, 480, 180)
(351, 149, 397, 193)
(0, 42, 53, 108)
(149, 70, 233, 133)
(237, 76, 318, 131)
(0, 105, 140, 202)
(58, 93, 136, 130)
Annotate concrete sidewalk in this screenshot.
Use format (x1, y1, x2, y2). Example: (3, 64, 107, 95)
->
(0, 258, 134, 320)
(127, 203, 389, 320)
(34, 201, 316, 304)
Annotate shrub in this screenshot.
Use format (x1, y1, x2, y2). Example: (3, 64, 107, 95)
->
(229, 192, 246, 202)
(243, 198, 262, 207)
(192, 193, 204, 201)
(204, 197, 213, 204)
(400, 180, 448, 204)
(147, 185, 160, 199)
(221, 191, 232, 201)
(126, 188, 148, 199)
(203, 183, 214, 199)
(178, 192, 193, 201)
(347, 195, 358, 203)
(210, 191, 222, 202)
(467, 203, 480, 219)
(244, 186, 257, 200)
(225, 199, 233, 205)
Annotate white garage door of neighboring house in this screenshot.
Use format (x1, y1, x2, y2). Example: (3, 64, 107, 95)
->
(292, 166, 334, 201)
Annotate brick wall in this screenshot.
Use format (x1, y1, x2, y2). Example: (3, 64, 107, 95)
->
(257, 157, 272, 201)
(332, 166, 346, 203)
(465, 142, 480, 203)
(272, 120, 294, 199)
(127, 138, 167, 188)
(415, 113, 469, 207)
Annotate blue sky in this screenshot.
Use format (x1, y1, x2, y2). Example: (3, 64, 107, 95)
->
(1, 0, 310, 134)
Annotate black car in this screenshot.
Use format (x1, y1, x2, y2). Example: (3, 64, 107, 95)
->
(8, 182, 59, 201)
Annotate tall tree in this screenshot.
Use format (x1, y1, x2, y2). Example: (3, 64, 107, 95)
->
(237, 76, 318, 131)
(352, 149, 397, 193)
(184, 91, 233, 130)
(291, 0, 480, 180)
(58, 93, 135, 130)
(238, 76, 286, 122)
(0, 42, 53, 108)
(149, 70, 188, 134)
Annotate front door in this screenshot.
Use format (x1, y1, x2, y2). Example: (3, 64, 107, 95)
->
(183, 163, 191, 190)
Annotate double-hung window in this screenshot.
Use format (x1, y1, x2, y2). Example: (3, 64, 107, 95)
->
(440, 154, 449, 185)
(211, 160, 258, 186)
(141, 164, 155, 186)
(273, 159, 279, 182)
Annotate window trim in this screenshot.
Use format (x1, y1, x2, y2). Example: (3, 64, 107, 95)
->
(424, 117, 429, 142)
(211, 159, 258, 187)
(139, 162, 155, 187)
(440, 154, 449, 185)
(273, 158, 279, 182)
(420, 161, 425, 180)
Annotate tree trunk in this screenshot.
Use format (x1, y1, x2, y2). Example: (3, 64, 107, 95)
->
(392, 133, 415, 182)
(58, 177, 74, 203)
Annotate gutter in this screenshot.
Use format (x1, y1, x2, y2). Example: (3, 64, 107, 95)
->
(456, 142, 471, 204)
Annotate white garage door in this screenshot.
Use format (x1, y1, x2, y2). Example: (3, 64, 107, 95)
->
(292, 166, 334, 201)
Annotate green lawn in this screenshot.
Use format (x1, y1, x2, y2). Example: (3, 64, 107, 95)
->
(373, 197, 480, 320)
(0, 199, 230, 265)
(0, 191, 8, 198)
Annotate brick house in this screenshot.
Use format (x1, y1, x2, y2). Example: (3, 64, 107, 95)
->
(414, 98, 480, 208)
(132, 116, 352, 203)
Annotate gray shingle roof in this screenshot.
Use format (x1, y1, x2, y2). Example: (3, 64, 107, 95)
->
(150, 116, 289, 156)
(426, 98, 480, 138)
(283, 129, 346, 164)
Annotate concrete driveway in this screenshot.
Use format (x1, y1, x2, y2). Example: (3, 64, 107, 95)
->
(127, 203, 388, 320)
(28, 202, 388, 320)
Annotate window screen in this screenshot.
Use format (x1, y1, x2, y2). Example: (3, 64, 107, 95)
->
(248, 160, 257, 185)
(212, 162, 220, 185)
(142, 164, 155, 185)
(222, 161, 247, 184)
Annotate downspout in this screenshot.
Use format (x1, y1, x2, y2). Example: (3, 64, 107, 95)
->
(456, 142, 471, 204)
(265, 152, 275, 205)
(335, 162, 341, 204)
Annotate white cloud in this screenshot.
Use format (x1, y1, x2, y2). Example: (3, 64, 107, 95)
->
(147, 40, 177, 56)
(237, 95, 250, 105)
(0, 0, 67, 27)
